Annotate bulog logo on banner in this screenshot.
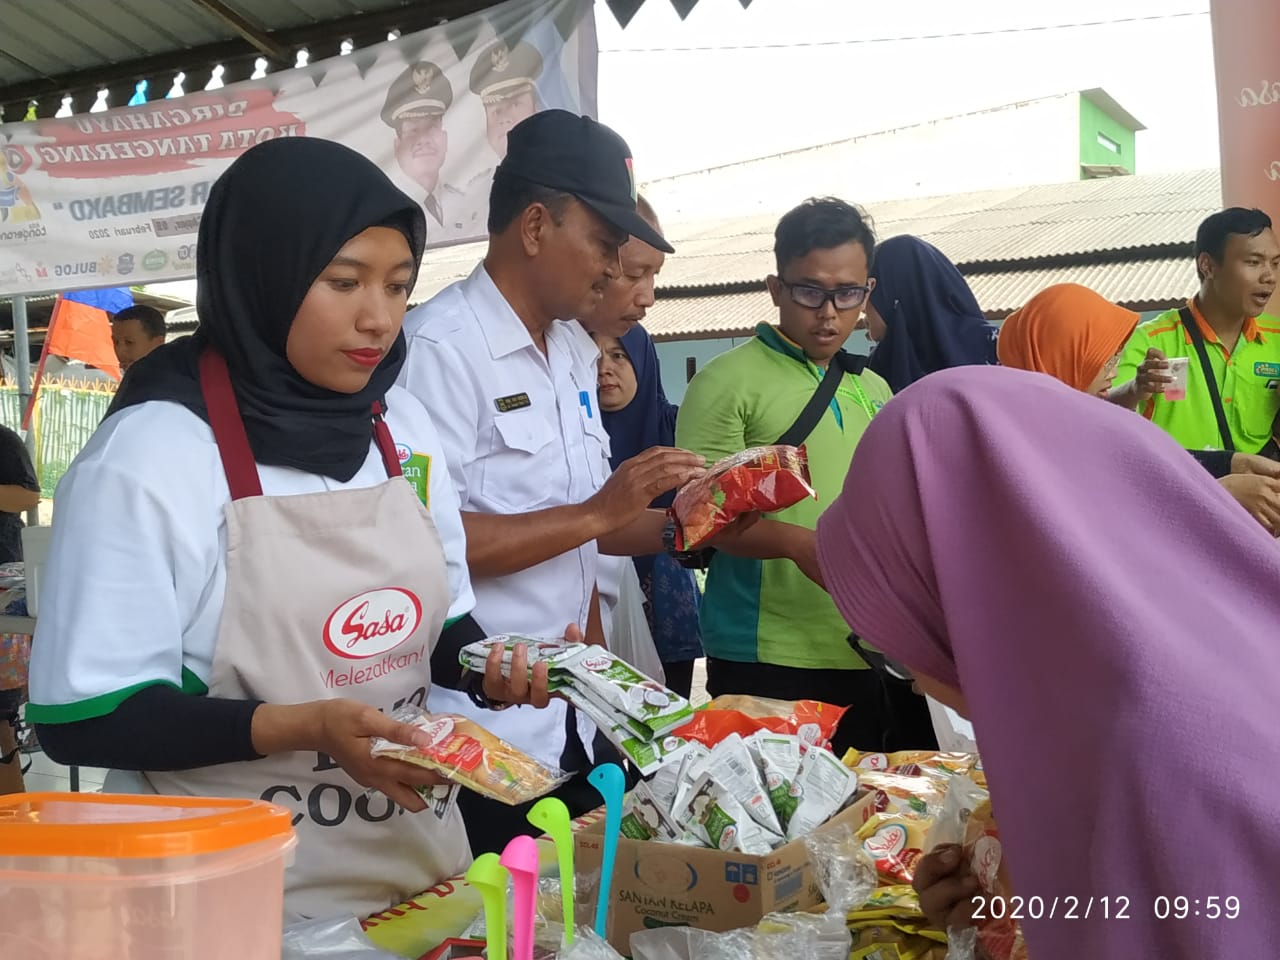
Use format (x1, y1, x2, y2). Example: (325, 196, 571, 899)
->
(0, 0, 597, 298)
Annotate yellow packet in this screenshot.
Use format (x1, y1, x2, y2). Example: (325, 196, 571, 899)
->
(845, 750, 978, 779)
(856, 770, 949, 819)
(855, 813, 932, 886)
(849, 929, 946, 960)
(850, 884, 923, 919)
(371, 708, 570, 805)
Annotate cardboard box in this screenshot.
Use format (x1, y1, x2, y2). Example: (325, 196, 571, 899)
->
(574, 792, 876, 953)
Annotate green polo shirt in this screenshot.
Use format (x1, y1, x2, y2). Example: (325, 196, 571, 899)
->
(674, 324, 892, 671)
(1116, 300, 1280, 453)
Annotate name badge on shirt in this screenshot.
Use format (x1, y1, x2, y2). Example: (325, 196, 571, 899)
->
(1254, 361, 1280, 380)
(494, 392, 532, 413)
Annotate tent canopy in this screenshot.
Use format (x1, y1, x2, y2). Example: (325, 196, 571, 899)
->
(0, 0, 752, 121)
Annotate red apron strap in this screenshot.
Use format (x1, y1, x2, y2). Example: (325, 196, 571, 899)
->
(371, 401, 402, 478)
(198, 348, 264, 500)
(199, 351, 398, 494)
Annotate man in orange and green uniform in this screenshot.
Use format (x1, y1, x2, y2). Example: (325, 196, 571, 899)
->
(1116, 207, 1280, 454)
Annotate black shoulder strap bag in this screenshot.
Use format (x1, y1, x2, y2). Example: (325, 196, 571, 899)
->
(774, 349, 867, 447)
(666, 350, 869, 569)
(1180, 307, 1235, 452)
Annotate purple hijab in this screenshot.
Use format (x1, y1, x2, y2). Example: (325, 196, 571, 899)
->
(816, 366, 1280, 959)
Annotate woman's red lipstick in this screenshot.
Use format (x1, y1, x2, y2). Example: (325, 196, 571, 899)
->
(343, 348, 384, 367)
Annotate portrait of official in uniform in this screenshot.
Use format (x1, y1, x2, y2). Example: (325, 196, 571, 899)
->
(381, 60, 464, 231)
(469, 40, 544, 162)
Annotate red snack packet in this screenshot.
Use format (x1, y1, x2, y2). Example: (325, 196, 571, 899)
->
(671, 695, 847, 749)
(669, 445, 816, 551)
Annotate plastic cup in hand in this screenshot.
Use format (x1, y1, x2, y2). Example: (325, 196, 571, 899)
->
(1165, 357, 1189, 401)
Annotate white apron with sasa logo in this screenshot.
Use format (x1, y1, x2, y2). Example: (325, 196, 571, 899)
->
(146, 349, 469, 921)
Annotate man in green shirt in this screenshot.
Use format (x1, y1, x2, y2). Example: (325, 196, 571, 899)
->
(1114, 207, 1280, 453)
(676, 197, 935, 752)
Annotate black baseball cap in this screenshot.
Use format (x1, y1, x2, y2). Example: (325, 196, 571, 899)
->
(497, 109, 673, 254)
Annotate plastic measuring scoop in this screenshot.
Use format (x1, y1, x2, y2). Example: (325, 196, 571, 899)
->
(465, 852, 509, 960)
(527, 796, 576, 945)
(587, 762, 626, 938)
(500, 834, 541, 960)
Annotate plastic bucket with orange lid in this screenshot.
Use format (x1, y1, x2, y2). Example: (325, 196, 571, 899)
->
(0, 792, 297, 960)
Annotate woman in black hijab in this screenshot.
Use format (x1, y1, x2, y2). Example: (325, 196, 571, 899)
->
(865, 235, 999, 393)
(29, 138, 554, 920)
(109, 136, 417, 480)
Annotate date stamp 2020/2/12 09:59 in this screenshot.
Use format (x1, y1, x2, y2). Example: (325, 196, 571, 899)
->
(971, 895, 1242, 921)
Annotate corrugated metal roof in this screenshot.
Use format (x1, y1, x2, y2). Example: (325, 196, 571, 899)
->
(642, 257, 1196, 341)
(967, 258, 1196, 315)
(409, 167, 1221, 304)
(643, 292, 776, 341)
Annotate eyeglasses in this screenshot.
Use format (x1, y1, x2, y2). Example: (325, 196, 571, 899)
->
(848, 635, 914, 683)
(778, 279, 871, 312)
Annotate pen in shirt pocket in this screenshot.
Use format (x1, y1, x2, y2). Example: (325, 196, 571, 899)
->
(579, 390, 593, 419)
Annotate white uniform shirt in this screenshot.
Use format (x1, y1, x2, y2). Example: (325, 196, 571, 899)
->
(424, 182, 485, 246)
(27, 386, 474, 720)
(398, 262, 610, 770)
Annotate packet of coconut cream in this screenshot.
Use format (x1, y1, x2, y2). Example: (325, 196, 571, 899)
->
(676, 772, 780, 855)
(459, 635, 588, 675)
(620, 780, 683, 842)
(567, 686, 694, 777)
(785, 746, 860, 841)
(670, 741, 711, 818)
(706, 733, 783, 836)
(563, 647, 693, 733)
(747, 731, 804, 831)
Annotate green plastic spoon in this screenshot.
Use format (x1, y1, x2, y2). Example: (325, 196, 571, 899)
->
(527, 796, 576, 945)
(465, 852, 509, 960)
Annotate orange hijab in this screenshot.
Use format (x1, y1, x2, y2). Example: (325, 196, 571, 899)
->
(997, 284, 1139, 392)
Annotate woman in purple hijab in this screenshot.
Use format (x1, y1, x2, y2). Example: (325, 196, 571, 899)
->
(816, 365, 1280, 959)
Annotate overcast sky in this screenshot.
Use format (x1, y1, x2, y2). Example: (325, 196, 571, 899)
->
(595, 0, 1220, 181)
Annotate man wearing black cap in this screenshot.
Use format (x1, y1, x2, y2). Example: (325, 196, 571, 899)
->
(397, 110, 703, 853)
(381, 61, 478, 238)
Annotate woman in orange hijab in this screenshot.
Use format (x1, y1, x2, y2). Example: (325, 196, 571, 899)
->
(999, 283, 1280, 531)
(997, 283, 1138, 398)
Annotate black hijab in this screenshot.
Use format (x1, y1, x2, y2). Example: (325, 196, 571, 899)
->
(109, 136, 427, 482)
(867, 235, 998, 394)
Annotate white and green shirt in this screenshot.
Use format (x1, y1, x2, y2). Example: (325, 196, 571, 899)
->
(26, 385, 474, 724)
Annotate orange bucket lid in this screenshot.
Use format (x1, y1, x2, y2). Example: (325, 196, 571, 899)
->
(0, 793, 295, 859)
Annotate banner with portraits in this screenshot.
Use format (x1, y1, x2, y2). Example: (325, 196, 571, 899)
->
(0, 0, 596, 297)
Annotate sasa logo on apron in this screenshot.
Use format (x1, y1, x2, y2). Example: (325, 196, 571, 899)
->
(323, 587, 423, 660)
